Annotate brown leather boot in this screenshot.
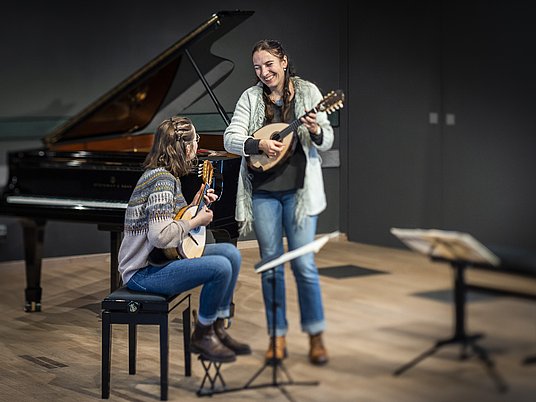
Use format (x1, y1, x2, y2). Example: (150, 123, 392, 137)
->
(265, 336, 287, 362)
(191, 321, 236, 363)
(214, 318, 252, 355)
(309, 332, 328, 366)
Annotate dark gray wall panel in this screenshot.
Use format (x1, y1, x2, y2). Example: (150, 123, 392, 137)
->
(441, 1, 536, 249)
(347, 1, 442, 247)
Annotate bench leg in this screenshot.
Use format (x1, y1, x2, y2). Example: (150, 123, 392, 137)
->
(128, 323, 137, 374)
(101, 311, 112, 399)
(182, 303, 192, 377)
(160, 316, 169, 400)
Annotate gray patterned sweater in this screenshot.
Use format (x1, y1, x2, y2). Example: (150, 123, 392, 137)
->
(118, 168, 190, 284)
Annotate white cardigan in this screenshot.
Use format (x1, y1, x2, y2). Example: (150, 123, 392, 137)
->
(223, 77, 334, 235)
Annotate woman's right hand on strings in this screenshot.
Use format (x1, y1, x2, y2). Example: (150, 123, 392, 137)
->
(189, 206, 213, 229)
(259, 139, 284, 158)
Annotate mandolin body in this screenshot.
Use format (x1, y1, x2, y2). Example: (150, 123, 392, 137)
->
(247, 122, 296, 172)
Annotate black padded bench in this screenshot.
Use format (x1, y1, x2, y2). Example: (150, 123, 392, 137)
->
(101, 286, 192, 400)
(467, 245, 536, 300)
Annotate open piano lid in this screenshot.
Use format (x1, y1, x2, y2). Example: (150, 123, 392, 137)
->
(43, 10, 254, 148)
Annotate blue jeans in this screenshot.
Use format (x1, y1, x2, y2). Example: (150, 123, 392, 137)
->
(127, 242, 241, 325)
(253, 190, 325, 336)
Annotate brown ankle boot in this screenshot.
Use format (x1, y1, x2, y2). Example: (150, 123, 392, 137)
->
(309, 333, 328, 366)
(214, 318, 252, 355)
(191, 321, 236, 363)
(265, 336, 287, 362)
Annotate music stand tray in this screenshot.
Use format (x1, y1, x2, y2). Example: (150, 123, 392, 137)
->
(390, 228, 508, 392)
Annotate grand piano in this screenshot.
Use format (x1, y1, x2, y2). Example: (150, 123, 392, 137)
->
(0, 10, 254, 312)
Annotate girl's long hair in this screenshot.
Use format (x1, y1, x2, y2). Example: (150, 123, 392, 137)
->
(143, 116, 196, 177)
(252, 39, 296, 123)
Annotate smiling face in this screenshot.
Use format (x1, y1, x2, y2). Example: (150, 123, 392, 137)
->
(252, 49, 288, 94)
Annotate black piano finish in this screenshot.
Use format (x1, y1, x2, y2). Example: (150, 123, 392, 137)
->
(3, 149, 146, 225)
(0, 10, 252, 311)
(2, 149, 239, 229)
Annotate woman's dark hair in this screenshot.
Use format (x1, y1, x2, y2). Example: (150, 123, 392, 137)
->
(252, 39, 296, 123)
(143, 116, 196, 177)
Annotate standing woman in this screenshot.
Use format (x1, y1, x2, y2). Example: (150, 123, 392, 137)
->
(118, 116, 251, 363)
(224, 40, 333, 365)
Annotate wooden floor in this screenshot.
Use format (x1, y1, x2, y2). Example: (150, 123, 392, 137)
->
(0, 237, 535, 401)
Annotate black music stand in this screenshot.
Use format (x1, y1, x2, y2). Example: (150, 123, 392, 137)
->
(390, 228, 508, 392)
(197, 232, 338, 401)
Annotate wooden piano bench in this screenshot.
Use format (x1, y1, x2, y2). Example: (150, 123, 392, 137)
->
(100, 286, 192, 400)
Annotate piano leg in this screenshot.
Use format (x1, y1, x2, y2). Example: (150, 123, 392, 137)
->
(109, 230, 122, 291)
(98, 224, 123, 292)
(21, 218, 46, 312)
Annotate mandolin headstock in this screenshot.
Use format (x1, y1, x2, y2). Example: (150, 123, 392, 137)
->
(317, 90, 345, 114)
(198, 160, 214, 184)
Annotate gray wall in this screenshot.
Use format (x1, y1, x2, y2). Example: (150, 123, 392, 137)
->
(2, 0, 535, 263)
(346, 0, 536, 250)
(0, 0, 344, 261)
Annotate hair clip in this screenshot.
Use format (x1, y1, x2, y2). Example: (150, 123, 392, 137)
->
(169, 118, 182, 139)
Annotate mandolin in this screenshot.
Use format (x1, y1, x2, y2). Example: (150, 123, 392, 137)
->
(247, 89, 344, 172)
(148, 160, 214, 266)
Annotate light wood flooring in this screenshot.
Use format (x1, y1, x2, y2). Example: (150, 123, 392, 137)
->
(0, 237, 535, 401)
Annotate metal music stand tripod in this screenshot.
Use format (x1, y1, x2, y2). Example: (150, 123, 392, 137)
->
(390, 228, 508, 392)
(197, 233, 338, 401)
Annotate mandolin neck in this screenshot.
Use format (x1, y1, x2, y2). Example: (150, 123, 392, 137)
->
(195, 183, 211, 215)
(277, 106, 318, 141)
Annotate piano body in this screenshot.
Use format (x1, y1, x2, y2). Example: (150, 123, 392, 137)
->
(0, 10, 254, 311)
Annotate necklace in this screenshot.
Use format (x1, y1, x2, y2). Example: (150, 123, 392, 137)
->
(273, 98, 283, 107)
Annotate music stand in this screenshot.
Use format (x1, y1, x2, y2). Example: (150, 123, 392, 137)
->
(197, 232, 339, 401)
(390, 228, 508, 392)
